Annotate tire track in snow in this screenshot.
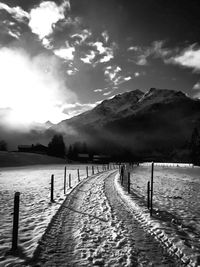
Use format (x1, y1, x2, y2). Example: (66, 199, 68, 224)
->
(105, 172, 185, 267)
(30, 171, 136, 266)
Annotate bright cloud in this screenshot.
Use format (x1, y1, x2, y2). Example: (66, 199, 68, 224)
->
(71, 29, 92, 44)
(0, 3, 29, 21)
(0, 47, 76, 127)
(104, 65, 132, 87)
(127, 46, 138, 51)
(66, 69, 77, 75)
(8, 29, 20, 39)
(193, 82, 200, 90)
(104, 65, 121, 81)
(94, 42, 105, 54)
(136, 56, 148, 66)
(134, 72, 140, 77)
(100, 49, 113, 62)
(103, 91, 112, 96)
(29, 1, 70, 39)
(132, 41, 200, 73)
(80, 50, 96, 64)
(94, 42, 114, 63)
(170, 45, 200, 72)
(102, 31, 109, 43)
(104, 65, 123, 86)
(80, 41, 114, 65)
(54, 43, 75, 60)
(94, 89, 104, 93)
(124, 76, 132, 81)
(42, 37, 53, 49)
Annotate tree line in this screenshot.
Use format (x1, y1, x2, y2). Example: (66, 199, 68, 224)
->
(0, 126, 200, 164)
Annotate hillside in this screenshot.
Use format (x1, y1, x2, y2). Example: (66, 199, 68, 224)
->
(49, 88, 200, 161)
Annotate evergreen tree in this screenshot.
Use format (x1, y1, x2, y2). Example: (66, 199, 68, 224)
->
(48, 134, 66, 158)
(0, 140, 7, 151)
(82, 142, 88, 153)
(67, 145, 73, 159)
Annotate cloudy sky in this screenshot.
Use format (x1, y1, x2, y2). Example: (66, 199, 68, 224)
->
(0, 0, 200, 126)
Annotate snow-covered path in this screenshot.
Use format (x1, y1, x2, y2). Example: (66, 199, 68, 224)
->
(30, 170, 180, 266)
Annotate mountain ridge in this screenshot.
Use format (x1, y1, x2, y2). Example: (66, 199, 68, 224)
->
(54, 88, 192, 129)
(48, 87, 200, 161)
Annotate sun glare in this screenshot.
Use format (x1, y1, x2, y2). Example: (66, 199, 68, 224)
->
(0, 48, 71, 127)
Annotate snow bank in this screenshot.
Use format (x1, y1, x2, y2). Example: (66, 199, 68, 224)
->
(141, 162, 194, 168)
(114, 173, 197, 267)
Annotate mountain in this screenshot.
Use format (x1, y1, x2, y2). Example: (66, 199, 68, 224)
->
(45, 120, 54, 129)
(50, 88, 200, 161)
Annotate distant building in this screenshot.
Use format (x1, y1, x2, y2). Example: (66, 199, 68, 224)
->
(77, 153, 90, 163)
(93, 154, 110, 163)
(18, 145, 33, 152)
(18, 144, 48, 154)
(33, 144, 48, 154)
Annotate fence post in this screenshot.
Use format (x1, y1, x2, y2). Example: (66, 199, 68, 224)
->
(11, 192, 20, 251)
(121, 166, 124, 186)
(127, 172, 130, 193)
(69, 173, 72, 188)
(150, 162, 154, 216)
(92, 165, 94, 175)
(147, 181, 150, 209)
(51, 174, 54, 202)
(77, 169, 80, 182)
(86, 166, 88, 177)
(97, 166, 99, 173)
(64, 166, 66, 194)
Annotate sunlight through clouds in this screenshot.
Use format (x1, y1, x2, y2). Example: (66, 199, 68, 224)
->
(0, 47, 76, 127)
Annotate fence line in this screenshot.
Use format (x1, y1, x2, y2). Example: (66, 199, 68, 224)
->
(9, 163, 118, 251)
(119, 162, 155, 215)
(119, 161, 195, 216)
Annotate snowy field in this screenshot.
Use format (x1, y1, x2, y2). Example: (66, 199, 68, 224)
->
(128, 165, 200, 264)
(1, 163, 200, 266)
(0, 164, 99, 266)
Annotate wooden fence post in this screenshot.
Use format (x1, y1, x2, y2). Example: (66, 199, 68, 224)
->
(127, 172, 130, 193)
(64, 166, 66, 194)
(86, 166, 88, 177)
(69, 173, 72, 188)
(150, 162, 154, 216)
(92, 165, 94, 175)
(77, 169, 80, 182)
(11, 192, 20, 251)
(147, 181, 150, 209)
(51, 174, 54, 202)
(121, 166, 124, 186)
